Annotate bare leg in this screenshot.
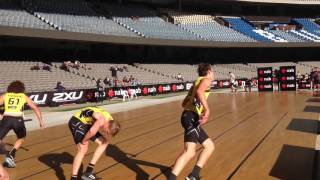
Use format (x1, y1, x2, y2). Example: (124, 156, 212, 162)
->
(171, 142, 197, 176)
(196, 139, 215, 168)
(12, 138, 24, 151)
(72, 143, 88, 176)
(89, 137, 108, 165)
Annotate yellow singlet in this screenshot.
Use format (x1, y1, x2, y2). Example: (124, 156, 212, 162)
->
(3, 93, 26, 117)
(183, 77, 211, 115)
(73, 107, 113, 125)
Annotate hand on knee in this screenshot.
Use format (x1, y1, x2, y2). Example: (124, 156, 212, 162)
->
(96, 137, 108, 147)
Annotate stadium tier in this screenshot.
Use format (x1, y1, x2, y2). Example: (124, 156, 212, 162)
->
(0, 61, 319, 93)
(0, 1, 319, 43)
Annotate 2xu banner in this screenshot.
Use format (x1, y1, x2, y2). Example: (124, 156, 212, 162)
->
(279, 66, 296, 91)
(258, 67, 273, 92)
(28, 90, 85, 107)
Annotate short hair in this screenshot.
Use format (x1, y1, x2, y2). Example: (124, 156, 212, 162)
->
(197, 63, 212, 76)
(7, 81, 25, 93)
(109, 120, 121, 137)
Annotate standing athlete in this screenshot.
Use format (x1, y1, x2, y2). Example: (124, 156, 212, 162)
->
(169, 63, 215, 180)
(229, 72, 236, 93)
(0, 81, 45, 168)
(69, 106, 121, 180)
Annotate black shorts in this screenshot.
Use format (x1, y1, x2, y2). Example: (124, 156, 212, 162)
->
(68, 116, 102, 144)
(181, 110, 209, 144)
(0, 116, 26, 139)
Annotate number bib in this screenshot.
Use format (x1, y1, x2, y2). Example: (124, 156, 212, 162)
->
(4, 93, 26, 117)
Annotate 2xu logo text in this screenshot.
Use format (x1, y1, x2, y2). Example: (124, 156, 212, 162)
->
(52, 91, 84, 102)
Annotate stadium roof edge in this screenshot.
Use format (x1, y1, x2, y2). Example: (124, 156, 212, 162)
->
(1, 26, 320, 48)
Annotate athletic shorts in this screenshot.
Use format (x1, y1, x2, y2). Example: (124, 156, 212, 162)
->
(181, 110, 209, 144)
(0, 116, 26, 139)
(68, 116, 102, 144)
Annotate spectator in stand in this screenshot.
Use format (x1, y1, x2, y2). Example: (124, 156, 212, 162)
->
(103, 77, 111, 87)
(297, 71, 302, 80)
(61, 62, 70, 71)
(122, 76, 128, 86)
(114, 78, 119, 87)
(55, 82, 66, 93)
(74, 61, 80, 69)
(110, 66, 118, 79)
(123, 65, 129, 72)
(110, 78, 115, 87)
(31, 63, 41, 71)
(117, 65, 123, 72)
(177, 73, 183, 81)
(96, 79, 104, 102)
(42, 64, 51, 72)
(129, 75, 134, 84)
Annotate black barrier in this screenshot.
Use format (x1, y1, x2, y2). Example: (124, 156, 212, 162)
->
(298, 80, 311, 89)
(26, 80, 254, 107)
(279, 66, 296, 91)
(28, 89, 86, 107)
(258, 67, 273, 92)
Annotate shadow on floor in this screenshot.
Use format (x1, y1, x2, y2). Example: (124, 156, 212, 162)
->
(304, 106, 320, 113)
(287, 118, 318, 134)
(269, 144, 314, 180)
(38, 152, 83, 180)
(307, 98, 320, 103)
(105, 144, 170, 180)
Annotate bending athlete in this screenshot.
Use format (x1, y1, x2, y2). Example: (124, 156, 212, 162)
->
(69, 106, 121, 180)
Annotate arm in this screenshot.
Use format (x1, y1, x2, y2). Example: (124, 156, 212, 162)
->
(81, 112, 105, 145)
(26, 96, 45, 129)
(0, 95, 4, 106)
(196, 79, 211, 125)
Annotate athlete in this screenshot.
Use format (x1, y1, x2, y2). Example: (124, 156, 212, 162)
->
(0, 81, 45, 168)
(314, 68, 320, 96)
(168, 63, 215, 180)
(69, 106, 121, 180)
(229, 72, 237, 93)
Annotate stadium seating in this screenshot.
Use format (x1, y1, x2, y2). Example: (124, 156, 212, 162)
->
(269, 30, 307, 42)
(224, 17, 288, 42)
(293, 18, 320, 36)
(161, 9, 256, 42)
(96, 4, 201, 40)
(23, 0, 138, 36)
(0, 2, 52, 30)
(0, 61, 95, 93)
(0, 1, 318, 44)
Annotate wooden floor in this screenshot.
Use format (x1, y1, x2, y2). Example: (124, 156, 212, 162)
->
(2, 92, 320, 180)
